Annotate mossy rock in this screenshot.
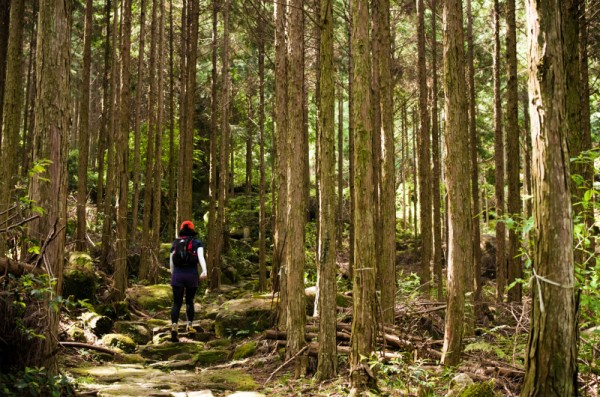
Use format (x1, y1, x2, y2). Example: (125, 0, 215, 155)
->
(113, 321, 152, 345)
(222, 266, 239, 285)
(115, 353, 146, 364)
(68, 325, 87, 342)
(207, 339, 232, 349)
(128, 284, 172, 311)
(95, 301, 130, 320)
(147, 318, 170, 331)
(62, 252, 97, 302)
(138, 342, 204, 361)
(214, 297, 275, 338)
(101, 333, 137, 353)
(159, 243, 172, 265)
(304, 286, 351, 316)
(233, 341, 257, 360)
(197, 369, 257, 391)
(195, 349, 229, 366)
(458, 382, 495, 397)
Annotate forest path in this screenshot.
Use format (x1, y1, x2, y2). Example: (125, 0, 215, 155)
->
(63, 280, 277, 397)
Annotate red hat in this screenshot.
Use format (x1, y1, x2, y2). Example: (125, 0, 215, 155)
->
(180, 220, 195, 230)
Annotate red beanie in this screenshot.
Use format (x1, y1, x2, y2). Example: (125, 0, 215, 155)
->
(180, 220, 195, 230)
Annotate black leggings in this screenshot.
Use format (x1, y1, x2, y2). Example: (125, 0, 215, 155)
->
(171, 286, 198, 324)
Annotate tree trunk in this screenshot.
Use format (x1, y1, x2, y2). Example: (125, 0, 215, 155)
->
(76, 0, 94, 252)
(376, 0, 396, 325)
(285, 0, 307, 378)
(167, 0, 176, 240)
(347, 6, 355, 278)
(139, 0, 158, 281)
(273, 0, 287, 313)
(29, 0, 71, 372)
(21, 3, 38, 178)
(337, 83, 343, 252)
(131, 0, 147, 241)
(316, 0, 337, 380)
(258, 6, 267, 292)
(349, 0, 376, 390)
(431, 0, 443, 303)
(522, 90, 532, 220)
(402, 104, 407, 230)
(520, 1, 577, 395)
(441, 0, 472, 367)
(505, 0, 521, 303)
(0, 0, 25, 256)
(0, 0, 9, 148)
(493, 0, 506, 303)
(417, 0, 432, 293)
(208, 0, 218, 290)
(97, 0, 112, 211)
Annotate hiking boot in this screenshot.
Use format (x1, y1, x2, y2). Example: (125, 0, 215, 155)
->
(186, 324, 197, 334)
(170, 324, 179, 342)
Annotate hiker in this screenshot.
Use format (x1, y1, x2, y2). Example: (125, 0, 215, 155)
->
(169, 220, 207, 342)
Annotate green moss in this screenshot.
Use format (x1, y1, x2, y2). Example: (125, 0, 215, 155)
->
(128, 284, 173, 311)
(158, 243, 172, 264)
(147, 318, 169, 330)
(62, 252, 97, 302)
(214, 297, 274, 338)
(459, 381, 495, 397)
(198, 369, 257, 391)
(113, 321, 152, 345)
(102, 334, 137, 353)
(68, 325, 86, 342)
(138, 342, 204, 361)
(95, 301, 130, 320)
(116, 354, 146, 364)
(195, 349, 229, 365)
(207, 339, 232, 349)
(233, 341, 257, 360)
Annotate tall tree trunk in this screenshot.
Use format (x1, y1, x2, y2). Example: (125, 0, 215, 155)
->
(376, 0, 395, 324)
(417, 0, 432, 292)
(349, 0, 376, 389)
(522, 90, 532, 220)
(245, 98, 253, 195)
(177, 0, 198, 226)
(208, 0, 219, 290)
(337, 83, 343, 251)
(505, 0, 521, 303)
(431, 0, 443, 302)
(131, 0, 147, 241)
(97, 0, 112, 211)
(579, 0, 594, 258)
(412, 109, 418, 238)
(21, 3, 38, 178)
(139, 0, 158, 281)
(0, 0, 25, 256)
(258, 5, 267, 292)
(286, 0, 307, 377)
(30, 0, 71, 372)
(0, 0, 9, 148)
(167, 0, 176, 240)
(347, 5, 355, 278)
(466, 0, 482, 308)
(273, 0, 287, 313)
(316, 0, 337, 380)
(441, 0, 472, 367)
(493, 0, 506, 303)
(76, 0, 94, 251)
(402, 103, 407, 230)
(115, 0, 133, 298)
(215, 0, 231, 291)
(101, 0, 121, 269)
(520, 1, 577, 394)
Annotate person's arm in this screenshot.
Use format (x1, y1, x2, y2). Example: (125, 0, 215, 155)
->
(170, 252, 174, 273)
(197, 247, 207, 278)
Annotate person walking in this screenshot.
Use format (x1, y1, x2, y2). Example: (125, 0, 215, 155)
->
(170, 220, 207, 342)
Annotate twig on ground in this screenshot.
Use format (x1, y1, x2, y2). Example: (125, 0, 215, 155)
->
(59, 341, 116, 355)
(264, 344, 309, 385)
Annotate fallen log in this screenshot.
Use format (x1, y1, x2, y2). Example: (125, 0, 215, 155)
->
(80, 312, 114, 336)
(60, 341, 116, 355)
(0, 257, 44, 276)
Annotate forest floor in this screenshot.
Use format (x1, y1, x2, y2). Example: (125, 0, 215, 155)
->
(55, 233, 600, 396)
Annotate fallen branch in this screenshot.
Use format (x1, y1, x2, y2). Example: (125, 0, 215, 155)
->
(264, 344, 309, 385)
(59, 341, 116, 355)
(0, 257, 44, 276)
(0, 215, 40, 233)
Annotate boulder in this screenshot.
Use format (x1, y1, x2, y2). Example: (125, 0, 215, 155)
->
(214, 297, 275, 338)
(195, 349, 230, 366)
(101, 333, 137, 353)
(128, 284, 172, 311)
(207, 339, 232, 349)
(68, 325, 87, 342)
(457, 382, 495, 397)
(62, 252, 97, 302)
(445, 374, 474, 397)
(113, 321, 152, 345)
(138, 342, 204, 361)
(232, 341, 257, 360)
(197, 369, 257, 391)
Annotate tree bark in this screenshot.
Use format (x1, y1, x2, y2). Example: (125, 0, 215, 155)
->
(0, 0, 24, 256)
(505, 0, 521, 303)
(337, 82, 344, 252)
(347, 5, 355, 278)
(377, 0, 396, 325)
(431, 0, 443, 303)
(316, 0, 337, 380)
(258, 5, 267, 292)
(76, 0, 94, 252)
(131, 0, 147, 241)
(0, 0, 9, 148)
(350, 0, 377, 389)
(493, 0, 506, 303)
(21, 2, 38, 178)
(167, 0, 176, 240)
(29, 0, 71, 372)
(520, 1, 577, 394)
(441, 0, 472, 367)
(417, 0, 431, 293)
(285, 0, 307, 377)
